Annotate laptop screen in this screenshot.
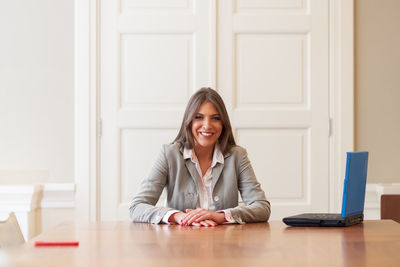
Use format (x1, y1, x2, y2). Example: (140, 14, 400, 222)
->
(341, 151, 369, 218)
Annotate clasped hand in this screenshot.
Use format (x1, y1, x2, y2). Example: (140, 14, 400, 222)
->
(170, 208, 226, 227)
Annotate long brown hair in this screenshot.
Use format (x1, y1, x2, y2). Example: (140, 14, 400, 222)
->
(173, 87, 236, 154)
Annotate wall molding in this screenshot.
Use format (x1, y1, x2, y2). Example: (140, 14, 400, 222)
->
(364, 183, 400, 219)
(0, 183, 76, 211)
(0, 185, 42, 213)
(41, 183, 76, 209)
(328, 0, 354, 213)
(0, 185, 42, 241)
(0, 183, 76, 240)
(75, 0, 100, 222)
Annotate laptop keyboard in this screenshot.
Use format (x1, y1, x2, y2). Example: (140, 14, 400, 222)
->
(312, 214, 342, 220)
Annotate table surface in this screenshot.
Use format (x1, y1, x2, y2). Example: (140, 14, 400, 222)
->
(2, 220, 400, 267)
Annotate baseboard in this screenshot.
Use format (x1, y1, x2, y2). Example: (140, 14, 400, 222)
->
(364, 183, 400, 220)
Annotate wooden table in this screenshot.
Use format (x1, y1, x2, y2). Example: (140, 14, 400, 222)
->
(2, 220, 400, 267)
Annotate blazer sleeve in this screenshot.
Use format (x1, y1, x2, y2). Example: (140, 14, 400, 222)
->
(225, 148, 271, 224)
(129, 145, 175, 224)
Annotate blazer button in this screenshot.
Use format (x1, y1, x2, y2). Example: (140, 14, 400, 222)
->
(214, 196, 219, 202)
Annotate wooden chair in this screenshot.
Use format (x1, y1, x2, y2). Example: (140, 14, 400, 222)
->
(0, 212, 25, 247)
(381, 194, 400, 223)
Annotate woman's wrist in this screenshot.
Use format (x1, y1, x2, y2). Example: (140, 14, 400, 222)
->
(214, 211, 227, 224)
(169, 212, 184, 223)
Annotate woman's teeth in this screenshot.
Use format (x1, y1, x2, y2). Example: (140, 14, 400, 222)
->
(200, 132, 213, 136)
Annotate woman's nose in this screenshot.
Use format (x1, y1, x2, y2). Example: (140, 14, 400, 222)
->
(202, 117, 211, 129)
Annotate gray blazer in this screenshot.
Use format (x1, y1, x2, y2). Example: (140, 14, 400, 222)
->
(129, 143, 271, 224)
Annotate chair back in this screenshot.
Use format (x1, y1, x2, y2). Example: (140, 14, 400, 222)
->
(381, 194, 400, 223)
(0, 212, 25, 247)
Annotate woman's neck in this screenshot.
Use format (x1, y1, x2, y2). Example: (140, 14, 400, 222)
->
(194, 145, 214, 161)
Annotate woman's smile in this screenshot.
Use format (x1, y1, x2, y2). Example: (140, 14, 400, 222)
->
(199, 131, 214, 137)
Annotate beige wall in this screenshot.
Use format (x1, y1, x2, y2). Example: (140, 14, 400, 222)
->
(355, 0, 400, 183)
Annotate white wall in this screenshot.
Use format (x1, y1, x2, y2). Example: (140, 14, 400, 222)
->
(0, 0, 74, 183)
(0, 0, 398, 209)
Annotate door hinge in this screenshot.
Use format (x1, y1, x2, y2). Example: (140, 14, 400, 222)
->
(328, 118, 333, 137)
(97, 119, 102, 137)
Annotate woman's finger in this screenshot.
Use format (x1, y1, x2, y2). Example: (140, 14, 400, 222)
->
(200, 221, 210, 227)
(180, 210, 197, 225)
(199, 220, 217, 227)
(192, 210, 216, 224)
(186, 210, 208, 225)
(181, 209, 206, 225)
(179, 210, 193, 225)
(204, 220, 217, 227)
(195, 213, 213, 223)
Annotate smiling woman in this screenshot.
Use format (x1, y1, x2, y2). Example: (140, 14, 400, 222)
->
(129, 88, 271, 226)
(173, 87, 235, 155)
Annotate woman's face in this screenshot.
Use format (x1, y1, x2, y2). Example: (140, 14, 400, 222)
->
(191, 101, 223, 151)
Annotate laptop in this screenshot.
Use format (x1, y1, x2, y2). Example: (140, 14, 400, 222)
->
(283, 151, 369, 227)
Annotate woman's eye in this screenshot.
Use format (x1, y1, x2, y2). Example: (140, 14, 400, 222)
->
(212, 116, 221, 121)
(194, 115, 203, 120)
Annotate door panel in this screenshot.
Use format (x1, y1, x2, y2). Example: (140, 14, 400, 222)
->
(100, 0, 215, 220)
(100, 0, 329, 221)
(218, 0, 329, 219)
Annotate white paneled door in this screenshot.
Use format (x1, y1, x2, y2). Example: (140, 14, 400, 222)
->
(100, 0, 329, 220)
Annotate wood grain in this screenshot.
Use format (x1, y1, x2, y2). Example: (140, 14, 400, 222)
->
(3, 220, 400, 267)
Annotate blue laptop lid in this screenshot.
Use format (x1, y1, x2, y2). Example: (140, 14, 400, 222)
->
(341, 151, 369, 218)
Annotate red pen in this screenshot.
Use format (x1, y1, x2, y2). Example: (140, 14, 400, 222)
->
(34, 241, 79, 247)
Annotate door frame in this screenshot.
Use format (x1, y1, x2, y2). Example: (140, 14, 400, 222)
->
(74, 0, 354, 221)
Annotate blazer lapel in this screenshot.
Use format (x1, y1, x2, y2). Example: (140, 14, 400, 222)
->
(185, 160, 199, 183)
(185, 160, 201, 204)
(211, 150, 232, 192)
(211, 163, 224, 193)
(181, 145, 199, 189)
